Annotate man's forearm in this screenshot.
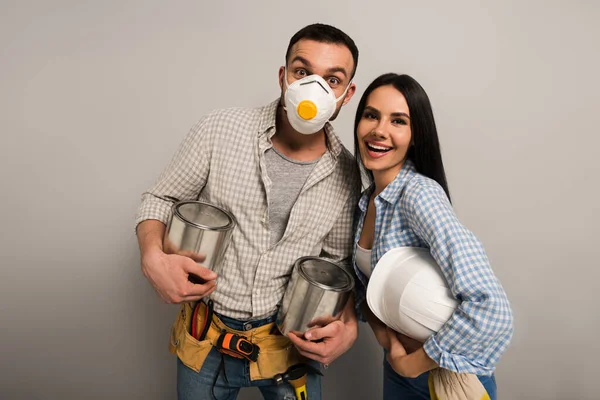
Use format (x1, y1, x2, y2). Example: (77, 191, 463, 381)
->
(137, 219, 166, 258)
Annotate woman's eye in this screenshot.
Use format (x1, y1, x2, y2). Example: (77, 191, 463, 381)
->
(363, 112, 377, 120)
(392, 118, 407, 125)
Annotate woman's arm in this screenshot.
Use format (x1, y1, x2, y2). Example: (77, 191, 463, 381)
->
(361, 302, 390, 351)
(402, 179, 514, 375)
(386, 328, 438, 378)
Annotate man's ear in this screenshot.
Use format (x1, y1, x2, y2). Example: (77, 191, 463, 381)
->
(278, 66, 285, 90)
(342, 83, 357, 106)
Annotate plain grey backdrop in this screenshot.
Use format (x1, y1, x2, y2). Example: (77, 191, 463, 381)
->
(1, 0, 599, 399)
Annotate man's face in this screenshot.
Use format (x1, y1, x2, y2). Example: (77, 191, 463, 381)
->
(279, 39, 356, 121)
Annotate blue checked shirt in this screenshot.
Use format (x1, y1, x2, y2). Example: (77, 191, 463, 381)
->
(353, 160, 514, 375)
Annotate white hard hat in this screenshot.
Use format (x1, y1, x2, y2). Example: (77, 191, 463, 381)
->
(366, 247, 459, 342)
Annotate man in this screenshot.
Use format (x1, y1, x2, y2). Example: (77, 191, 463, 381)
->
(135, 23, 360, 399)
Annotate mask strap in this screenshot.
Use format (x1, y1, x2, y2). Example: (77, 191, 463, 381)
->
(282, 67, 290, 111)
(284, 67, 291, 89)
(335, 80, 353, 102)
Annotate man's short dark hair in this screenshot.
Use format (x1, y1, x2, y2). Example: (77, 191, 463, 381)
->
(285, 23, 359, 79)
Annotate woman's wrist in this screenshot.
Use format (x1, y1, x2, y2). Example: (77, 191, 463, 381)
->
(391, 348, 438, 378)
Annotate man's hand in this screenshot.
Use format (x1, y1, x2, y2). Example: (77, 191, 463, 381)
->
(142, 249, 217, 304)
(137, 220, 217, 304)
(287, 298, 358, 366)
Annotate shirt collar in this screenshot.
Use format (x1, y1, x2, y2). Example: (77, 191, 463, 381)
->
(358, 159, 417, 211)
(257, 99, 279, 135)
(257, 98, 343, 159)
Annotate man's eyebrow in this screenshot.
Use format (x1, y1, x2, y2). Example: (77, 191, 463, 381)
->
(326, 66, 348, 78)
(289, 57, 349, 78)
(289, 56, 312, 68)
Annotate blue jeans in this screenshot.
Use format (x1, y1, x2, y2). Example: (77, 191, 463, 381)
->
(177, 311, 322, 400)
(383, 357, 497, 400)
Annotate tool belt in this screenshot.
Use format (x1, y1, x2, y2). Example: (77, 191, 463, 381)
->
(169, 300, 307, 381)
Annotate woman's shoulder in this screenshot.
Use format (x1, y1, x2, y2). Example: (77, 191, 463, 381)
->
(401, 172, 450, 207)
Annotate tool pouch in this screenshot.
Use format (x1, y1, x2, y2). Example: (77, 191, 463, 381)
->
(169, 302, 307, 379)
(250, 330, 305, 381)
(169, 302, 213, 373)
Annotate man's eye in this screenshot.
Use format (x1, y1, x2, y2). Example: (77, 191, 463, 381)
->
(295, 69, 307, 77)
(327, 77, 340, 86)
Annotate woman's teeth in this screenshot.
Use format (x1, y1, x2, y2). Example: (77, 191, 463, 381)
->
(366, 143, 392, 153)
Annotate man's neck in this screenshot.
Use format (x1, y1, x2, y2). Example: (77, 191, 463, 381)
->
(272, 103, 327, 162)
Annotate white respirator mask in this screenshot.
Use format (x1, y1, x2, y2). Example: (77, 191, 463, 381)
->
(283, 69, 351, 135)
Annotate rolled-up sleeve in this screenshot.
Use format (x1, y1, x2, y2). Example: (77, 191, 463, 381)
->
(135, 116, 213, 230)
(403, 181, 514, 375)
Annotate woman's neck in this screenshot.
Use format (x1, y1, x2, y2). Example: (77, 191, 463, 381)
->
(372, 162, 404, 197)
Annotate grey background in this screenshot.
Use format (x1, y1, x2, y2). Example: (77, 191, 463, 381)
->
(1, 1, 599, 399)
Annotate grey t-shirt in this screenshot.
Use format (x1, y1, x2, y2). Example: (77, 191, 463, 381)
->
(264, 147, 319, 244)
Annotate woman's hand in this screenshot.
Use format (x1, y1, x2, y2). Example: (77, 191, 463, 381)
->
(385, 328, 438, 378)
(362, 303, 424, 353)
(395, 332, 423, 354)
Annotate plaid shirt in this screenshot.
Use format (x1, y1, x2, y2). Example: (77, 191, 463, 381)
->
(353, 160, 514, 375)
(136, 100, 359, 319)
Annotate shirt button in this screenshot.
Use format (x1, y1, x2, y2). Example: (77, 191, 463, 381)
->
(244, 323, 252, 331)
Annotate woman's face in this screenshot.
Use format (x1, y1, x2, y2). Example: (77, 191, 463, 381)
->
(357, 85, 412, 186)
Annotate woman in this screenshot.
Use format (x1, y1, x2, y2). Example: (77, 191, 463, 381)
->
(352, 73, 513, 399)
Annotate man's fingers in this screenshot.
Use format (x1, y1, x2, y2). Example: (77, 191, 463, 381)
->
(304, 321, 342, 341)
(287, 333, 327, 363)
(164, 281, 216, 304)
(181, 258, 217, 281)
(184, 279, 216, 297)
(181, 283, 217, 303)
(287, 332, 322, 355)
(287, 331, 343, 364)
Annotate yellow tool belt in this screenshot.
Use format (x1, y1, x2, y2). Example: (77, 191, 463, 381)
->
(169, 301, 307, 381)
